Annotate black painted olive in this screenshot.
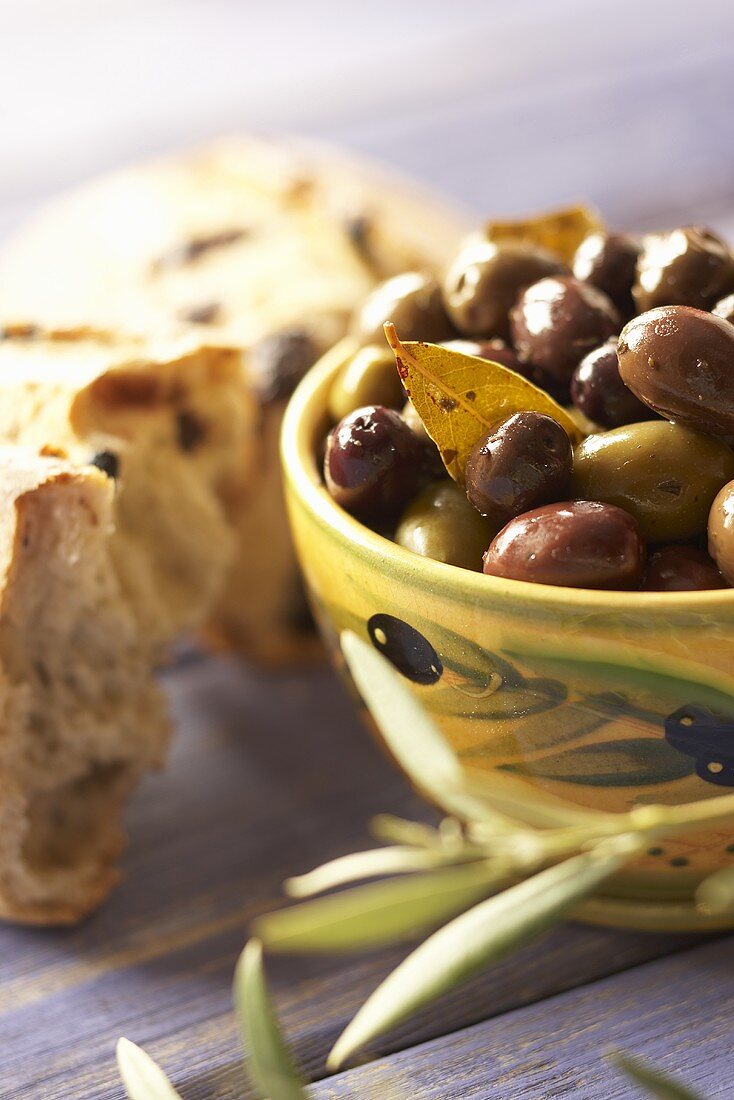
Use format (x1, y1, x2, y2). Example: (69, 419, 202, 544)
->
(633, 226, 734, 313)
(367, 613, 443, 684)
(443, 241, 566, 341)
(465, 411, 572, 525)
(571, 339, 650, 428)
(617, 305, 734, 436)
(708, 480, 734, 585)
(483, 501, 645, 589)
(354, 272, 455, 346)
(510, 276, 620, 383)
(90, 450, 120, 479)
(572, 232, 640, 315)
(323, 405, 424, 520)
(643, 545, 726, 591)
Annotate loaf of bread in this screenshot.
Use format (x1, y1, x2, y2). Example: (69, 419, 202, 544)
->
(0, 447, 168, 924)
(0, 137, 468, 662)
(0, 325, 255, 654)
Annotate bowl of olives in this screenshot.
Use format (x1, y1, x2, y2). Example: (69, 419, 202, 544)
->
(281, 206, 734, 931)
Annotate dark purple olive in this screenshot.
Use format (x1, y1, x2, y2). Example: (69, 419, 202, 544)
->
(571, 338, 650, 428)
(572, 232, 640, 315)
(465, 411, 572, 525)
(483, 501, 645, 589)
(443, 241, 566, 340)
(633, 225, 734, 313)
(617, 305, 734, 436)
(440, 338, 525, 374)
(324, 405, 425, 520)
(510, 276, 620, 383)
(643, 545, 726, 592)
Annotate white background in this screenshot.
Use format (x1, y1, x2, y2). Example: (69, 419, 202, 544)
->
(1, 0, 734, 235)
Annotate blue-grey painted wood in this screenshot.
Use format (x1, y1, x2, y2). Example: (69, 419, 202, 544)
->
(311, 936, 734, 1099)
(0, 657, 705, 1099)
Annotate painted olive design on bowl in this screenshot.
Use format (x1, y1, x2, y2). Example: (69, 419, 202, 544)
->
(665, 706, 734, 787)
(367, 614, 443, 685)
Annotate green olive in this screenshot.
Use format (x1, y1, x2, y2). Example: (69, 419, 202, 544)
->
(401, 399, 431, 443)
(353, 271, 454, 346)
(572, 421, 734, 542)
(329, 345, 404, 421)
(396, 480, 497, 570)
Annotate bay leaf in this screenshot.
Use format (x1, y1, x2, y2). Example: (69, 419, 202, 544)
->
(327, 836, 640, 1069)
(256, 860, 508, 952)
(609, 1052, 704, 1100)
(485, 202, 605, 261)
(385, 326, 581, 483)
(233, 939, 307, 1100)
(116, 1038, 183, 1100)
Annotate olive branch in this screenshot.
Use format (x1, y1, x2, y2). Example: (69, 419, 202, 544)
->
(117, 631, 733, 1097)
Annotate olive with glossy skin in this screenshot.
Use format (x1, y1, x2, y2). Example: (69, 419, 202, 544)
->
(572, 421, 734, 542)
(633, 225, 734, 313)
(440, 337, 525, 373)
(324, 405, 424, 520)
(643, 545, 726, 592)
(354, 272, 455, 345)
(443, 241, 566, 340)
(708, 480, 734, 585)
(510, 276, 620, 383)
(571, 338, 649, 428)
(396, 480, 498, 571)
(483, 501, 645, 589)
(617, 305, 734, 436)
(329, 345, 404, 421)
(572, 232, 640, 315)
(465, 411, 573, 525)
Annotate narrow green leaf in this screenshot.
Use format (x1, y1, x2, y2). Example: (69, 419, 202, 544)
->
(285, 845, 447, 897)
(695, 865, 734, 915)
(340, 631, 514, 827)
(462, 766, 619, 830)
(609, 1051, 705, 1099)
(257, 861, 508, 952)
(233, 939, 307, 1100)
(327, 837, 640, 1068)
(370, 814, 443, 848)
(116, 1039, 183, 1100)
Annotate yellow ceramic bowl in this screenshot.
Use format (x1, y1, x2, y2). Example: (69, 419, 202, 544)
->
(282, 341, 734, 932)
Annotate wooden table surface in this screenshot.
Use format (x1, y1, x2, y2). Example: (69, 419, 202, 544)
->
(2, 2, 734, 1096)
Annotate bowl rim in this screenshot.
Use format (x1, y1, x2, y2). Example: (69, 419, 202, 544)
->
(281, 338, 734, 616)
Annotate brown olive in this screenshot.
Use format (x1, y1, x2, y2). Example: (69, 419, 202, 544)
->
(443, 241, 565, 340)
(713, 293, 734, 325)
(572, 232, 640, 315)
(708, 480, 734, 585)
(396, 480, 498, 570)
(510, 276, 620, 383)
(633, 226, 734, 313)
(572, 421, 734, 542)
(324, 405, 425, 520)
(329, 345, 404, 421)
(465, 411, 572, 524)
(643, 545, 726, 591)
(440, 337, 525, 374)
(354, 272, 455, 346)
(617, 305, 734, 436)
(483, 501, 645, 589)
(571, 338, 650, 428)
